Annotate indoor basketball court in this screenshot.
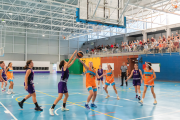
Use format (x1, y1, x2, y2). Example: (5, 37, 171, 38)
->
(0, 0, 180, 120)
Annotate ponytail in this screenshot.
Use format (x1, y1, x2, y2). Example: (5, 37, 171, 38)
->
(8, 62, 11, 67)
(24, 60, 32, 69)
(59, 60, 65, 70)
(147, 62, 152, 70)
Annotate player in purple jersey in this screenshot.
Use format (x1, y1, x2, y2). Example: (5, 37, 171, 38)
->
(18, 60, 43, 111)
(0, 61, 6, 92)
(126, 64, 143, 100)
(49, 50, 77, 116)
(1, 66, 7, 92)
(97, 65, 104, 89)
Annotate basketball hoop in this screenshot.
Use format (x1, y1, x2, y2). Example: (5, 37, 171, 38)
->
(62, 35, 66, 40)
(171, 0, 178, 9)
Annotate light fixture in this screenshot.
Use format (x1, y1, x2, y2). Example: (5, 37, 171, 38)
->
(63, 28, 65, 30)
(62, 9, 65, 11)
(42, 35, 45, 37)
(35, 25, 37, 26)
(2, 20, 6, 23)
(9, 13, 12, 15)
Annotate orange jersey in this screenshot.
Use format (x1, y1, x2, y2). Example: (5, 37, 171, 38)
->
(143, 68, 154, 85)
(86, 67, 97, 88)
(106, 69, 114, 83)
(7, 67, 13, 80)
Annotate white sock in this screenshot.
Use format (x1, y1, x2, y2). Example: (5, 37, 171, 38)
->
(92, 102, 94, 104)
(98, 85, 100, 87)
(116, 94, 119, 97)
(138, 93, 141, 97)
(8, 89, 10, 92)
(86, 102, 89, 105)
(154, 98, 156, 101)
(136, 93, 138, 95)
(11, 89, 13, 92)
(1, 88, 3, 91)
(142, 98, 144, 101)
(107, 93, 109, 96)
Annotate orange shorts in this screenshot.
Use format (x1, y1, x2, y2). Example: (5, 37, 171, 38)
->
(144, 80, 154, 86)
(86, 80, 97, 88)
(106, 79, 114, 84)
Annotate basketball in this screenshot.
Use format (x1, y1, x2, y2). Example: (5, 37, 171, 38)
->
(77, 51, 83, 58)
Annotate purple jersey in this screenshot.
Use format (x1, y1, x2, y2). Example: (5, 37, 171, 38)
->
(133, 69, 141, 80)
(97, 69, 103, 76)
(26, 68, 34, 85)
(60, 67, 69, 83)
(2, 69, 7, 81)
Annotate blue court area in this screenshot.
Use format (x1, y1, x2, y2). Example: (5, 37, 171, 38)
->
(0, 73, 180, 120)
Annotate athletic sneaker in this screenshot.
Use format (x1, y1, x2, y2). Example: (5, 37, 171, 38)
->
(117, 96, 120, 100)
(98, 87, 100, 89)
(138, 96, 141, 101)
(139, 100, 143, 106)
(35, 106, 43, 111)
(153, 100, 157, 105)
(103, 87, 104, 89)
(7, 91, 11, 94)
(105, 95, 110, 99)
(91, 103, 97, 108)
(18, 102, 23, 108)
(61, 107, 69, 111)
(11, 92, 15, 94)
(1, 90, 4, 92)
(136, 95, 138, 98)
(85, 104, 90, 109)
(49, 108, 54, 115)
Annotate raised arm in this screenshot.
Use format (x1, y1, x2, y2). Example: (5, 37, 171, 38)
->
(126, 70, 134, 82)
(78, 58, 89, 70)
(68, 56, 78, 68)
(66, 50, 77, 66)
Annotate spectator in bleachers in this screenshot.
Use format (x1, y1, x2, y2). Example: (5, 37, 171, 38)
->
(154, 39, 159, 53)
(162, 41, 168, 53)
(147, 38, 150, 44)
(150, 42, 155, 53)
(162, 35, 166, 42)
(175, 32, 179, 39)
(143, 43, 148, 54)
(111, 44, 114, 48)
(116, 43, 119, 48)
(159, 41, 163, 53)
(159, 36, 162, 41)
(171, 33, 174, 40)
(151, 37, 155, 42)
(86, 47, 89, 54)
(174, 37, 179, 52)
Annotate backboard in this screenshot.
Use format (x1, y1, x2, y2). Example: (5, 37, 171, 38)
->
(77, 0, 126, 28)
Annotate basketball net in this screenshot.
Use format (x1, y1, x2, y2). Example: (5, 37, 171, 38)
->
(171, 0, 179, 12)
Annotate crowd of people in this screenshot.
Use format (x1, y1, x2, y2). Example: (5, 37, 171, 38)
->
(86, 32, 180, 54)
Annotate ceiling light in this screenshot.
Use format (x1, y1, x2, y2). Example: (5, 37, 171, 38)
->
(2, 20, 6, 23)
(42, 35, 45, 37)
(63, 28, 65, 30)
(35, 25, 37, 26)
(9, 13, 12, 15)
(62, 9, 65, 11)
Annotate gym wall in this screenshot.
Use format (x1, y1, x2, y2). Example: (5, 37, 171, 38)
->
(138, 53, 180, 81)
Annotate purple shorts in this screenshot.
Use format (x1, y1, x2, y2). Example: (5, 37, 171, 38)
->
(24, 82, 35, 94)
(3, 77, 7, 81)
(97, 78, 103, 81)
(133, 80, 141, 86)
(58, 82, 68, 93)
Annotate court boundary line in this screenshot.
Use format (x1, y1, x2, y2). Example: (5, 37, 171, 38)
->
(0, 102, 18, 120)
(35, 90, 122, 120)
